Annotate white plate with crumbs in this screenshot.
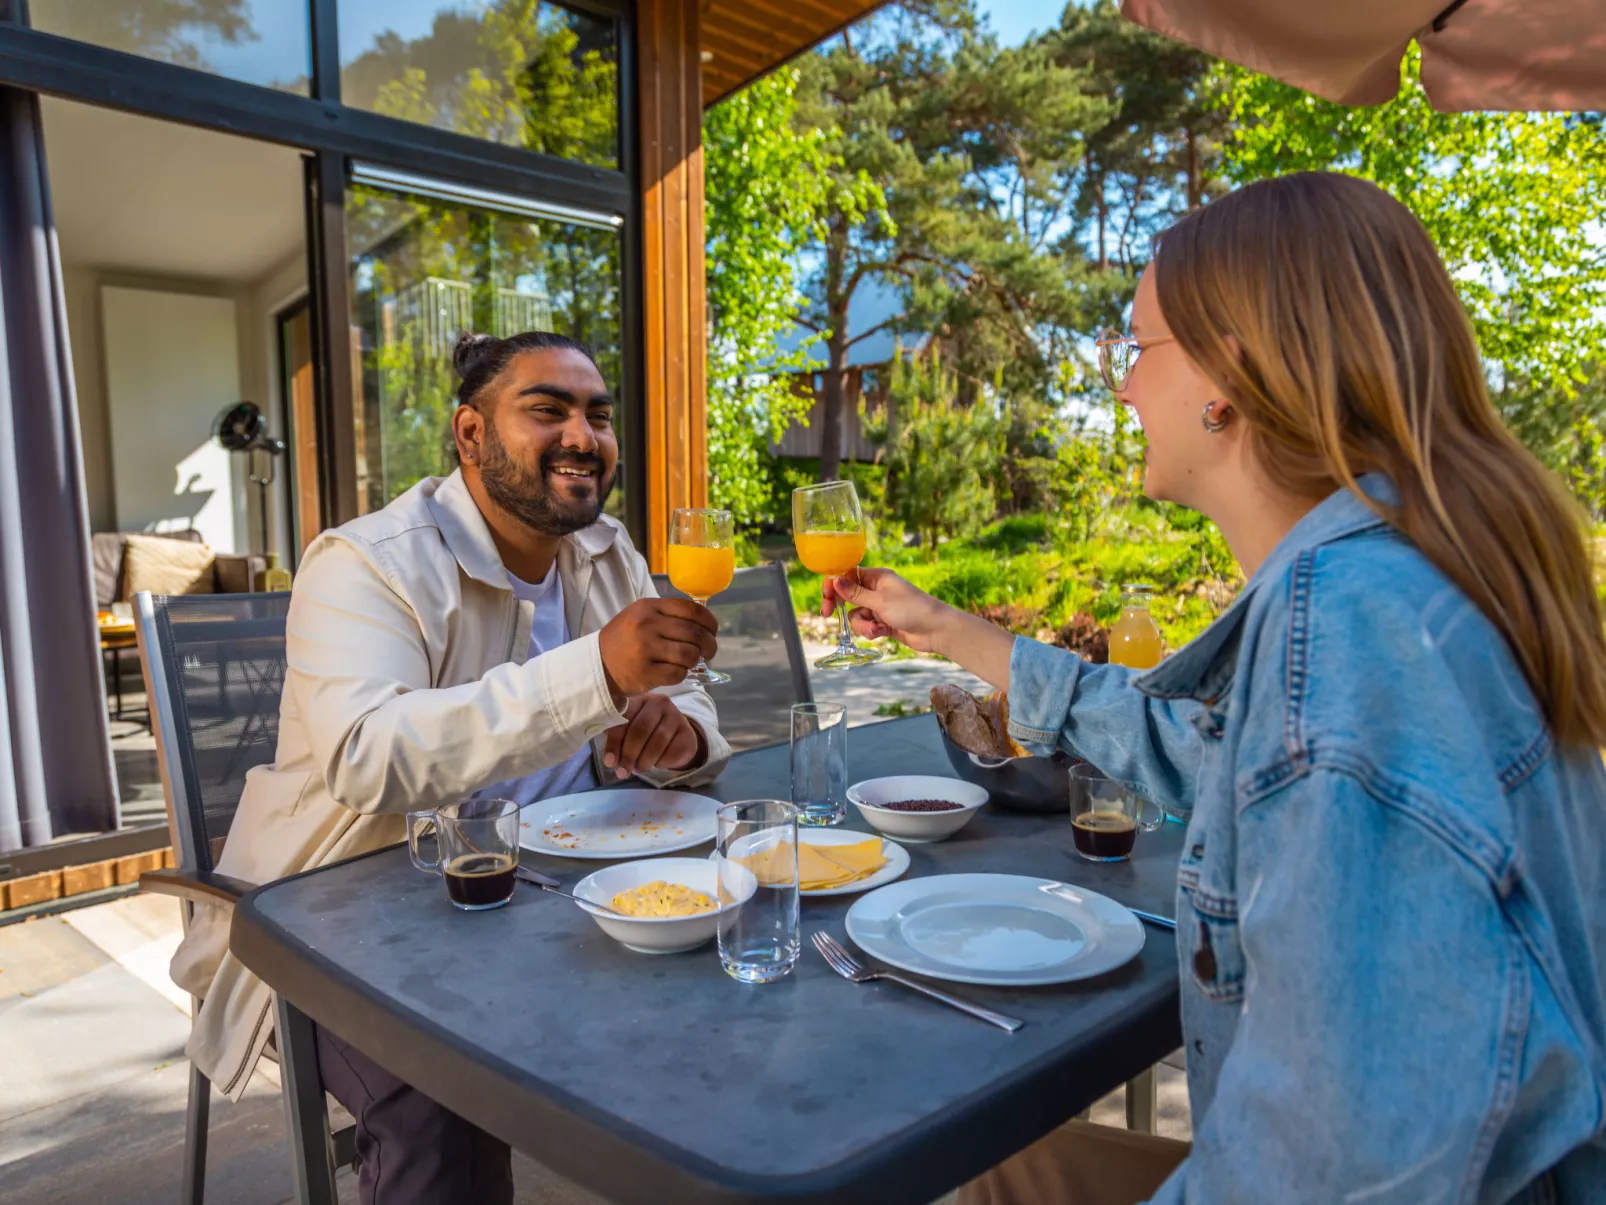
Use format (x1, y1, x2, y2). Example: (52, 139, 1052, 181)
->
(845, 874, 1145, 986)
(518, 789, 722, 859)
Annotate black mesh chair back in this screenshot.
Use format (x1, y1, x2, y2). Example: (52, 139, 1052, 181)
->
(135, 591, 291, 875)
(652, 560, 811, 752)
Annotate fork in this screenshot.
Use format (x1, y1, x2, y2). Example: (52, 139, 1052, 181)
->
(811, 931, 1024, 1033)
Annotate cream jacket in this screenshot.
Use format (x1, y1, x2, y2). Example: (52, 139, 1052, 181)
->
(171, 471, 730, 1099)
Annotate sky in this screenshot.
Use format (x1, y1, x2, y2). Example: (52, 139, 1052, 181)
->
(976, 0, 1073, 46)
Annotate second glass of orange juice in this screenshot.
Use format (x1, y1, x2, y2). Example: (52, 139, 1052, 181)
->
(793, 480, 881, 669)
(668, 508, 735, 684)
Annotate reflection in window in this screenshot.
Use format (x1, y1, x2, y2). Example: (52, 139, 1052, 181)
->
(339, 1, 618, 168)
(25, 0, 311, 95)
(347, 182, 623, 516)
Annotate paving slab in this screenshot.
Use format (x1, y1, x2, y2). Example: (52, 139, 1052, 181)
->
(804, 645, 992, 728)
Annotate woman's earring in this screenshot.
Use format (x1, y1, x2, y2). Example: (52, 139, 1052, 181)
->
(1201, 402, 1232, 434)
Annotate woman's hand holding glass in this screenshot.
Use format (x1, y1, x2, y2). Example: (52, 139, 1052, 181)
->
(823, 568, 1016, 689)
(822, 568, 949, 653)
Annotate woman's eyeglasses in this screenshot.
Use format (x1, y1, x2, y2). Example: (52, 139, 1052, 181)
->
(1095, 329, 1174, 392)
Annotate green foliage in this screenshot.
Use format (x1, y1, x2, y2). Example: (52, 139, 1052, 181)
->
(702, 69, 875, 526)
(1499, 362, 1606, 521)
(970, 513, 1052, 554)
(1217, 47, 1606, 508)
(862, 348, 1005, 551)
(1048, 0, 1226, 278)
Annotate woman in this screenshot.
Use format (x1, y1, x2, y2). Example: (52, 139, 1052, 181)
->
(828, 173, 1606, 1204)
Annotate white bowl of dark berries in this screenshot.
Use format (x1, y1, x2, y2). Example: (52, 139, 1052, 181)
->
(847, 775, 989, 843)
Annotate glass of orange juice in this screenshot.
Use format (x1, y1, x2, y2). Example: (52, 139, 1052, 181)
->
(793, 481, 881, 670)
(1108, 584, 1165, 670)
(668, 508, 736, 684)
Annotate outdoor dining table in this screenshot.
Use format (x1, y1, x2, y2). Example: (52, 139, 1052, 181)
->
(231, 713, 1186, 1205)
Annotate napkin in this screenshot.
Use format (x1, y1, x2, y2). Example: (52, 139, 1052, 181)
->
(738, 838, 888, 891)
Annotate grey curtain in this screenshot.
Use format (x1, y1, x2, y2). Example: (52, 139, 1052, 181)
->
(0, 85, 117, 850)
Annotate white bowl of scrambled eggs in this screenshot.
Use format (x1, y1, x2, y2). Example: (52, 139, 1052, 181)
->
(571, 857, 755, 954)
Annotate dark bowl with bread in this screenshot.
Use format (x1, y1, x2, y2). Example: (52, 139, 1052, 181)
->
(930, 685, 1082, 814)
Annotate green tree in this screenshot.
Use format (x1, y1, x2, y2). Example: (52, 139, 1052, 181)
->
(1218, 49, 1606, 504)
(792, 1, 1229, 491)
(702, 68, 874, 527)
(892, 23, 1112, 402)
(794, 2, 1106, 480)
(863, 347, 1004, 551)
(1050, 1, 1225, 265)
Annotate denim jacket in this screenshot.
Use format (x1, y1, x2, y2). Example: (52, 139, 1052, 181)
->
(1008, 478, 1606, 1204)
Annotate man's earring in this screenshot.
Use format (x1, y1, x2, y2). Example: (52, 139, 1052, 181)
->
(1201, 402, 1232, 434)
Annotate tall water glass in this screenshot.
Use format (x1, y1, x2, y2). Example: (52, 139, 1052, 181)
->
(790, 702, 847, 826)
(717, 800, 800, 984)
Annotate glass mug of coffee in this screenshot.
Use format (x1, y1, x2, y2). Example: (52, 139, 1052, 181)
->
(406, 798, 520, 910)
(1068, 766, 1163, 862)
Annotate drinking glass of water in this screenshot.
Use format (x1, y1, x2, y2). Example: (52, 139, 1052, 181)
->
(717, 800, 800, 984)
(790, 702, 847, 826)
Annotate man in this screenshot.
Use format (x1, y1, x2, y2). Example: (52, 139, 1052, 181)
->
(170, 330, 730, 1203)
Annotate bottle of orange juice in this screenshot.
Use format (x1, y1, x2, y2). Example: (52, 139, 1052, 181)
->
(1109, 584, 1164, 670)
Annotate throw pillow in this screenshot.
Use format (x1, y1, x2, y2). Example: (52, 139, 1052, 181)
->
(121, 533, 217, 599)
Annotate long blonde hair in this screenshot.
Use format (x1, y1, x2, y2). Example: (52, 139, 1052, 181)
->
(1154, 172, 1606, 749)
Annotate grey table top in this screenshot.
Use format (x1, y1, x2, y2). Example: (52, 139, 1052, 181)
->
(232, 715, 1185, 1205)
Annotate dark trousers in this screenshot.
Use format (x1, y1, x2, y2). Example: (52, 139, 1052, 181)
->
(315, 1024, 514, 1205)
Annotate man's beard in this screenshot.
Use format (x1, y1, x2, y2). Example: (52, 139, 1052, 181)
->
(476, 417, 615, 537)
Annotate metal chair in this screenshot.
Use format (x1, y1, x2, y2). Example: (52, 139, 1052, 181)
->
(132, 591, 354, 1205)
(652, 560, 813, 750)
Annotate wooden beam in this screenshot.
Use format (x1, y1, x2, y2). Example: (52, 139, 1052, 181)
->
(639, 0, 708, 572)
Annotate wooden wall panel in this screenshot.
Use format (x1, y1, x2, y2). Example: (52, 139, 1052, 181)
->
(640, 0, 708, 571)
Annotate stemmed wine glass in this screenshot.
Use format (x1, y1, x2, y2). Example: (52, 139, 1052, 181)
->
(792, 481, 881, 670)
(667, 508, 735, 684)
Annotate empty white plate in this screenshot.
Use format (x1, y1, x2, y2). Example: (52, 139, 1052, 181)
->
(519, 789, 722, 859)
(844, 873, 1145, 986)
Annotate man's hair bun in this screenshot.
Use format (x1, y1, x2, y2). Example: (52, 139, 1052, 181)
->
(451, 330, 600, 409)
(452, 331, 499, 382)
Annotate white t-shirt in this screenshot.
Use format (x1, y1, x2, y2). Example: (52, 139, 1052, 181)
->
(478, 565, 600, 805)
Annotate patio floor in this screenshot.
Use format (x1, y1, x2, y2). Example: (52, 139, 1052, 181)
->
(2, 652, 1189, 1203)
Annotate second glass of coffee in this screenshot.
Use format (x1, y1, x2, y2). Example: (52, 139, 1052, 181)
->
(1068, 767, 1162, 863)
(406, 797, 520, 910)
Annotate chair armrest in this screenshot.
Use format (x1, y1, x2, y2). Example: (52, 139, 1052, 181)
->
(140, 867, 255, 908)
